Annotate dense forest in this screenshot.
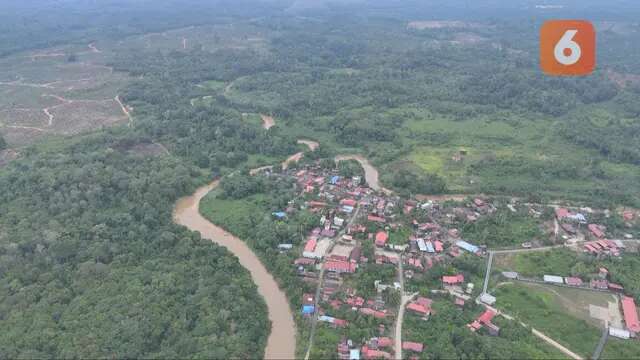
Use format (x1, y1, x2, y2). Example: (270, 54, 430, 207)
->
(0, 131, 270, 358)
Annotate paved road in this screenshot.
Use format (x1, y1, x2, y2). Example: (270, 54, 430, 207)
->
(592, 326, 609, 360)
(304, 264, 326, 360)
(482, 251, 494, 294)
(304, 204, 361, 360)
(393, 256, 419, 360)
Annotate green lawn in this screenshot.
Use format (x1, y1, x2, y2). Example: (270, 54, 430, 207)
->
(494, 282, 603, 358)
(601, 337, 640, 359)
(199, 189, 264, 236)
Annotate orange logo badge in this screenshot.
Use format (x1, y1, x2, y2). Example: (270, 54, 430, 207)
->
(540, 20, 596, 76)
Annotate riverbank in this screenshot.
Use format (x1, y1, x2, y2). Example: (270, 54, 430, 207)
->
(173, 182, 296, 359)
(335, 154, 393, 195)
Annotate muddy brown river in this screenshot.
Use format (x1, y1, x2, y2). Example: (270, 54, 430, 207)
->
(173, 182, 296, 359)
(335, 154, 393, 194)
(172, 139, 389, 360)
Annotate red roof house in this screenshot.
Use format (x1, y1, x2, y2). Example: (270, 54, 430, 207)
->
(565, 277, 583, 286)
(295, 258, 316, 266)
(407, 257, 423, 270)
(406, 302, 430, 316)
(361, 345, 391, 359)
(341, 198, 357, 207)
(622, 296, 640, 333)
(375, 231, 389, 247)
(591, 279, 609, 290)
(434, 240, 444, 252)
(376, 337, 393, 348)
(468, 309, 500, 336)
(333, 318, 348, 328)
(360, 308, 386, 319)
(325, 260, 357, 274)
(588, 224, 605, 238)
(442, 274, 465, 285)
(304, 238, 317, 252)
(608, 283, 624, 292)
(402, 342, 424, 353)
(555, 208, 570, 219)
(368, 215, 386, 223)
(478, 310, 496, 324)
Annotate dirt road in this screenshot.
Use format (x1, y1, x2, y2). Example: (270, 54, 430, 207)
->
(283, 140, 319, 170)
(115, 95, 133, 125)
(531, 328, 583, 360)
(173, 182, 296, 359)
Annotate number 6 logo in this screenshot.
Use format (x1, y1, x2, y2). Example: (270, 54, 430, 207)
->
(541, 20, 595, 76)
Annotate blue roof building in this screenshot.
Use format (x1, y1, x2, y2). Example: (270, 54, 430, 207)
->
(426, 241, 435, 253)
(456, 240, 480, 254)
(302, 305, 315, 315)
(349, 349, 361, 360)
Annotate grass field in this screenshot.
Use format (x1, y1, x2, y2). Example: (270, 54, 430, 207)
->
(493, 248, 580, 277)
(601, 337, 640, 359)
(199, 189, 264, 237)
(495, 282, 604, 357)
(495, 281, 640, 358)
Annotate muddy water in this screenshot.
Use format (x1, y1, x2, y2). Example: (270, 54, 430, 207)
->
(335, 154, 393, 194)
(173, 182, 296, 359)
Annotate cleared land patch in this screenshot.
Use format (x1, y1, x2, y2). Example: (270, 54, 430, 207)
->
(0, 42, 130, 147)
(495, 282, 605, 357)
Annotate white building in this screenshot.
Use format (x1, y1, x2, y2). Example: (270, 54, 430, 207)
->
(543, 275, 564, 284)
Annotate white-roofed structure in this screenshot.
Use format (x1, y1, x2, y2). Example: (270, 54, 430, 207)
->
(609, 327, 630, 339)
(417, 238, 427, 252)
(543, 275, 564, 284)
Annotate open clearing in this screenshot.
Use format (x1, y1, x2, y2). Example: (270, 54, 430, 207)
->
(495, 282, 605, 357)
(0, 43, 130, 146)
(0, 23, 270, 148)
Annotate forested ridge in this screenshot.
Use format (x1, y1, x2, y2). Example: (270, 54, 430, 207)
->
(0, 131, 272, 358)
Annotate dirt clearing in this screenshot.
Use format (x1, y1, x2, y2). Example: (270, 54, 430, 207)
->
(48, 100, 126, 135)
(260, 114, 276, 130)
